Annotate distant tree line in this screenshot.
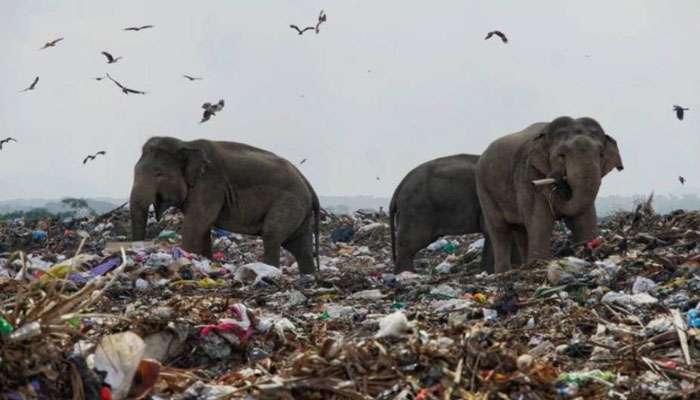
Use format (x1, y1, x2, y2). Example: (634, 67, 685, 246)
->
(596, 193, 700, 216)
(0, 198, 95, 222)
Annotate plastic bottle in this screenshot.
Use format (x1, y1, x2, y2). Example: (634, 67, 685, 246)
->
(427, 239, 448, 251)
(9, 321, 41, 341)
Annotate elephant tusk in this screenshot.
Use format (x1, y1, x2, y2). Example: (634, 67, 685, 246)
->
(532, 177, 567, 187)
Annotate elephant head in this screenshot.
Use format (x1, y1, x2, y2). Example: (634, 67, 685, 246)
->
(528, 116, 623, 216)
(130, 137, 211, 240)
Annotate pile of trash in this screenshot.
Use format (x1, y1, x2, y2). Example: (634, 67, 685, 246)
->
(1, 203, 700, 399)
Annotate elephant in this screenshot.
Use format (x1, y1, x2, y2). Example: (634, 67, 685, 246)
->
(475, 116, 623, 273)
(390, 154, 502, 273)
(129, 136, 320, 274)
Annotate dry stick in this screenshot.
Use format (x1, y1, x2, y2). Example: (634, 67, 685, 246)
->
(670, 308, 692, 366)
(74, 236, 88, 258)
(469, 354, 481, 392)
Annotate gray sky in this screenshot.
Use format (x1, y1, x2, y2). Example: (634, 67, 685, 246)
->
(1, 0, 699, 201)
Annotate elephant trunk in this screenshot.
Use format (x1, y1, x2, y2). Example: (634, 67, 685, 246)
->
(556, 160, 601, 216)
(130, 180, 155, 241)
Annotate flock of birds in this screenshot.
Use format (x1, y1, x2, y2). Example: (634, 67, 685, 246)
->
(14, 11, 332, 167)
(11, 15, 694, 187)
(16, 23, 204, 164)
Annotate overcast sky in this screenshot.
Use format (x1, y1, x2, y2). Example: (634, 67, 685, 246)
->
(1, 0, 699, 201)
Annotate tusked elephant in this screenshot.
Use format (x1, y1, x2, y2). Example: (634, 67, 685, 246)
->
(129, 136, 320, 273)
(390, 154, 502, 273)
(476, 116, 623, 273)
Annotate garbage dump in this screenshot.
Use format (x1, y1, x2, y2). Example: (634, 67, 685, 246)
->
(1, 203, 700, 399)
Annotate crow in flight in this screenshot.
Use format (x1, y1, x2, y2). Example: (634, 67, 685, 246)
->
(101, 51, 122, 64)
(183, 74, 203, 81)
(315, 10, 327, 33)
(289, 25, 315, 35)
(485, 30, 508, 43)
(40, 38, 64, 49)
(123, 25, 154, 31)
(0, 138, 17, 150)
(21, 77, 39, 92)
(679, 176, 686, 185)
(83, 151, 106, 164)
(106, 73, 146, 95)
(300, 158, 307, 165)
(201, 99, 225, 123)
(673, 105, 689, 120)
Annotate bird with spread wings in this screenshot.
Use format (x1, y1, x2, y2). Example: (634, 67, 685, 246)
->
(106, 73, 146, 95)
(0, 138, 17, 150)
(40, 38, 63, 49)
(83, 151, 106, 165)
(21, 77, 39, 92)
(123, 25, 154, 31)
(485, 30, 508, 43)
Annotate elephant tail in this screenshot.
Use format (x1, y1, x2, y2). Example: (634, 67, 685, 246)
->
(389, 191, 398, 264)
(313, 192, 320, 272)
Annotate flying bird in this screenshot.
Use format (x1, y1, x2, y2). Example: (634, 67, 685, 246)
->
(289, 24, 315, 35)
(673, 105, 689, 120)
(183, 75, 203, 81)
(201, 99, 225, 123)
(0, 138, 17, 150)
(123, 25, 154, 31)
(315, 9, 327, 33)
(101, 51, 122, 64)
(21, 76, 39, 92)
(93, 75, 107, 81)
(485, 30, 508, 43)
(300, 158, 307, 165)
(105, 73, 146, 95)
(40, 38, 64, 49)
(83, 151, 106, 165)
(679, 176, 686, 185)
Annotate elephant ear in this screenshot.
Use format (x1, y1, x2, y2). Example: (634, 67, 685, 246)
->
(180, 147, 211, 187)
(601, 135, 623, 176)
(528, 132, 550, 175)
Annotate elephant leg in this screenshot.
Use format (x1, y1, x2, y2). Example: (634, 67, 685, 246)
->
(198, 230, 213, 258)
(489, 224, 515, 274)
(395, 219, 433, 273)
(565, 206, 598, 245)
(282, 222, 315, 274)
(481, 234, 494, 274)
(181, 189, 222, 256)
(512, 226, 528, 265)
(525, 201, 555, 262)
(262, 198, 307, 268)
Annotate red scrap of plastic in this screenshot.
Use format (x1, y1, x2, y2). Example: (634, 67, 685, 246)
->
(658, 360, 678, 369)
(212, 251, 225, 261)
(415, 389, 430, 400)
(200, 322, 251, 339)
(100, 387, 112, 400)
(586, 237, 603, 251)
(200, 304, 254, 341)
